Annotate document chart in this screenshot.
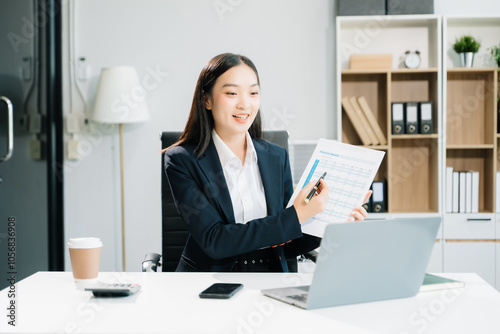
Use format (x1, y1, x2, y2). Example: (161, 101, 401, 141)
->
(288, 139, 385, 238)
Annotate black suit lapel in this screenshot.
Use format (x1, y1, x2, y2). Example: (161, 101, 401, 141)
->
(254, 139, 282, 216)
(198, 140, 236, 225)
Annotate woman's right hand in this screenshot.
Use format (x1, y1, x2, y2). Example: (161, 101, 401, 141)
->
(293, 179, 330, 224)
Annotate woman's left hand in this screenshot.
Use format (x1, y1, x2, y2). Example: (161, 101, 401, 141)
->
(348, 190, 372, 222)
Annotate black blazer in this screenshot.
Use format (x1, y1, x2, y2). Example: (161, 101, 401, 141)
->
(164, 137, 320, 272)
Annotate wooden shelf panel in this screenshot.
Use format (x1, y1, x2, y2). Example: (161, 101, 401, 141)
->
(358, 145, 389, 150)
(447, 145, 495, 149)
(447, 67, 499, 73)
(391, 68, 439, 74)
(446, 70, 496, 146)
(391, 71, 439, 103)
(390, 138, 439, 213)
(392, 134, 439, 140)
(341, 73, 388, 145)
(342, 69, 389, 75)
(498, 137, 500, 173)
(391, 209, 439, 214)
(446, 149, 495, 212)
(342, 68, 439, 75)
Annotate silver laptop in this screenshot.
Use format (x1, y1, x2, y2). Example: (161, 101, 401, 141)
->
(262, 217, 441, 309)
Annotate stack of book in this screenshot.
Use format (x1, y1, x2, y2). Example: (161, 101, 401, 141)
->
(341, 96, 387, 146)
(445, 167, 479, 213)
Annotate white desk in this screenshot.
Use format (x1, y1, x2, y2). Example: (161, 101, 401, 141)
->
(1, 272, 500, 333)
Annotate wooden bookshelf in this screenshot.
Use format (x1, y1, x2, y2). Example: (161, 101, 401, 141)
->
(341, 68, 441, 213)
(391, 138, 439, 212)
(337, 15, 442, 214)
(445, 68, 498, 213)
(337, 15, 500, 284)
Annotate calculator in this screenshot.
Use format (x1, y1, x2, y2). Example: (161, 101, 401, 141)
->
(85, 282, 141, 297)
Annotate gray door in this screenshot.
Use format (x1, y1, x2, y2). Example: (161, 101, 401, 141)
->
(0, 0, 63, 289)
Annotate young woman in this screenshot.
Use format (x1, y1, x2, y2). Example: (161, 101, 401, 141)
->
(164, 53, 369, 272)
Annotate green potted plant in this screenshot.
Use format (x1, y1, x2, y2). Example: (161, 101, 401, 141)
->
(487, 44, 500, 67)
(453, 35, 481, 67)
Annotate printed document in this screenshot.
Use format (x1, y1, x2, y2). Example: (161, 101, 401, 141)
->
(288, 138, 385, 237)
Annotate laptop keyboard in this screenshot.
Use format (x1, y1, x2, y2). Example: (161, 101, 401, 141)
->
(287, 293, 308, 303)
(286, 286, 310, 303)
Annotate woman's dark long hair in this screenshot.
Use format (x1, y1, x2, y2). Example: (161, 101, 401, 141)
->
(167, 53, 262, 156)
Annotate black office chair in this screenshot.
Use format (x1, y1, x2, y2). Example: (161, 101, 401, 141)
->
(142, 130, 316, 272)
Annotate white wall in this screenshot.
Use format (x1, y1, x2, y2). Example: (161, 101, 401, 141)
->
(63, 0, 500, 272)
(434, 0, 500, 15)
(63, 0, 335, 271)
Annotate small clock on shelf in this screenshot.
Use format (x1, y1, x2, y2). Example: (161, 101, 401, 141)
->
(404, 50, 421, 69)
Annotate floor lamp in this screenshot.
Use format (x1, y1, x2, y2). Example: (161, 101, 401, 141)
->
(91, 66, 150, 271)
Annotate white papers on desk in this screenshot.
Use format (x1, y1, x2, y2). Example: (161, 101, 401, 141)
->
(288, 138, 385, 238)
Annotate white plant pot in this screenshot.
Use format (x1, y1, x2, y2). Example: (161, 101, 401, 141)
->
(459, 52, 475, 67)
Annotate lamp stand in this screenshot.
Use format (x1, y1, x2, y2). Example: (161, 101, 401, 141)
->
(119, 123, 126, 271)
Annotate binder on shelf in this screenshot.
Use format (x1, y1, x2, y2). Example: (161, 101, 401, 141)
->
(371, 180, 386, 213)
(391, 102, 405, 134)
(459, 172, 466, 213)
(452, 171, 459, 213)
(465, 171, 472, 213)
(418, 101, 433, 134)
(362, 183, 373, 213)
(357, 96, 387, 145)
(446, 167, 453, 213)
(404, 102, 419, 134)
(350, 97, 380, 145)
(341, 97, 372, 145)
(471, 171, 479, 213)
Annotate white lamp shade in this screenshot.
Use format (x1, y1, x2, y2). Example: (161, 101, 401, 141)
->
(91, 66, 150, 124)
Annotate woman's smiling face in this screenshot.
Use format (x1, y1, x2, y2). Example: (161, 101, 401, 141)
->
(204, 64, 261, 139)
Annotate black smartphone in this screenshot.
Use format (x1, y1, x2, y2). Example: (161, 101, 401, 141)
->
(199, 283, 243, 299)
(85, 283, 141, 297)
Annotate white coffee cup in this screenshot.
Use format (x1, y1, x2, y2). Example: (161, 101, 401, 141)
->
(68, 238, 102, 283)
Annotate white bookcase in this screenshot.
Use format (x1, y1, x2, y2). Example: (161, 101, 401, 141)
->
(336, 14, 500, 288)
(442, 15, 500, 289)
(336, 14, 443, 217)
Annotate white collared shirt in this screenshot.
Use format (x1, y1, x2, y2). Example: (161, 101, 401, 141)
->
(212, 130, 267, 224)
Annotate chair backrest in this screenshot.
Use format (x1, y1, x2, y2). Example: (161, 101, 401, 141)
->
(160, 130, 289, 271)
